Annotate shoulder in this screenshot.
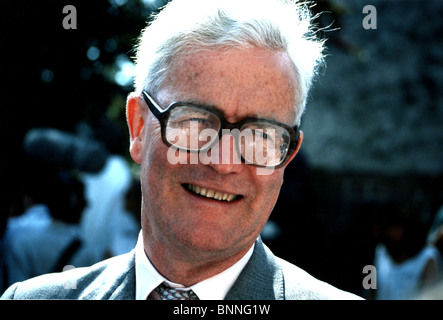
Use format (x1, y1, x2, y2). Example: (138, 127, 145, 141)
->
(276, 257, 363, 300)
(1, 251, 135, 300)
(237, 238, 363, 300)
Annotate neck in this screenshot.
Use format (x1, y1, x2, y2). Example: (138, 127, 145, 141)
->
(143, 234, 253, 286)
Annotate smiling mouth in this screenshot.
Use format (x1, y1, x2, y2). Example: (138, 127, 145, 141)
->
(183, 184, 241, 202)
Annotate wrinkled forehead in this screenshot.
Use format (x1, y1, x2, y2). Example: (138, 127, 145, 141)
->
(157, 47, 299, 125)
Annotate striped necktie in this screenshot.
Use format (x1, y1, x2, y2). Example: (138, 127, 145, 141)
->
(154, 283, 199, 300)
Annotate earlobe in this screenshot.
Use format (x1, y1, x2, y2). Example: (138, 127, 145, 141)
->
(126, 93, 145, 164)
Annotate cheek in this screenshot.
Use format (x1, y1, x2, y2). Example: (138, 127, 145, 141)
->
(139, 120, 170, 208)
(141, 140, 172, 196)
(141, 115, 190, 167)
(231, 169, 284, 244)
(142, 117, 162, 154)
(246, 168, 285, 219)
(254, 168, 284, 196)
(139, 141, 178, 240)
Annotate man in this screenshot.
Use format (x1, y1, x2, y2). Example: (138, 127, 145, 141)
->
(2, 0, 361, 299)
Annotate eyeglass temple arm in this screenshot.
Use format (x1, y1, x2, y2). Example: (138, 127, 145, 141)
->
(142, 91, 163, 119)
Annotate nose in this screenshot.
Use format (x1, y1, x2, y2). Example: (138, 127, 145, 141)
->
(202, 133, 243, 174)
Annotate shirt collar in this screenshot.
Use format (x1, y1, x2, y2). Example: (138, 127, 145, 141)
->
(135, 231, 254, 300)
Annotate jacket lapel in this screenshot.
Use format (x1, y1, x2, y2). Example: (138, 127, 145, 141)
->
(225, 238, 284, 300)
(107, 251, 136, 300)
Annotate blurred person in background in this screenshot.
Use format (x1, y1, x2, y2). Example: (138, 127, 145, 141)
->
(20, 123, 140, 264)
(373, 202, 441, 299)
(109, 177, 142, 257)
(427, 205, 443, 265)
(2, 162, 96, 286)
(77, 118, 137, 261)
(413, 205, 443, 299)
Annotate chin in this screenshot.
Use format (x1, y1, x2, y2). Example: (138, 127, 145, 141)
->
(174, 224, 256, 259)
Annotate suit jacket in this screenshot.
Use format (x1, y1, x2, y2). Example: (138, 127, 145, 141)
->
(1, 238, 361, 300)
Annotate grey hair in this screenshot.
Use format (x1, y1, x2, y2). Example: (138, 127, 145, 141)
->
(133, 0, 325, 125)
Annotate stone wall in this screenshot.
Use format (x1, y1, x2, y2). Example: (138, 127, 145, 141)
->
(303, 0, 443, 176)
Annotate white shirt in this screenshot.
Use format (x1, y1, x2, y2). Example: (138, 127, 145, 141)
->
(135, 232, 254, 300)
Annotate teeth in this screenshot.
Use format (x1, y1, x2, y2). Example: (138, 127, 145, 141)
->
(206, 189, 214, 198)
(186, 184, 237, 202)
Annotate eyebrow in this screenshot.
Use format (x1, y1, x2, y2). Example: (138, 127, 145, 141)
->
(180, 99, 288, 125)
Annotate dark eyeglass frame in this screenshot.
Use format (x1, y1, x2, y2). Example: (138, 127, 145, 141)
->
(142, 90, 300, 168)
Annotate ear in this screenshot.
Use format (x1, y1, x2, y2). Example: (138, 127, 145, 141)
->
(283, 130, 303, 167)
(126, 93, 145, 164)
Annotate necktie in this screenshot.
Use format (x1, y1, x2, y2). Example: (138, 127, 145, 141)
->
(155, 283, 199, 300)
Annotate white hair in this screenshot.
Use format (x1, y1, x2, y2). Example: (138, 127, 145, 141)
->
(133, 0, 325, 125)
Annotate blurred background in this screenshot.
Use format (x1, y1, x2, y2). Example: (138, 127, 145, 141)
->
(0, 0, 442, 299)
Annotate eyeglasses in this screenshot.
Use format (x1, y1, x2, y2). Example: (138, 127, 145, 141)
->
(142, 91, 299, 168)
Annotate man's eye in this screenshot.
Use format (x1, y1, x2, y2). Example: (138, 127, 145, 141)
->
(256, 130, 268, 139)
(254, 129, 276, 143)
(187, 117, 213, 127)
(189, 117, 208, 123)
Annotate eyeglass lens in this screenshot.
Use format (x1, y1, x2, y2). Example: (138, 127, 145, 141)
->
(164, 106, 290, 166)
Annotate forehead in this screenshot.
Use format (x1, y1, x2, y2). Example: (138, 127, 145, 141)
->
(157, 47, 298, 124)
